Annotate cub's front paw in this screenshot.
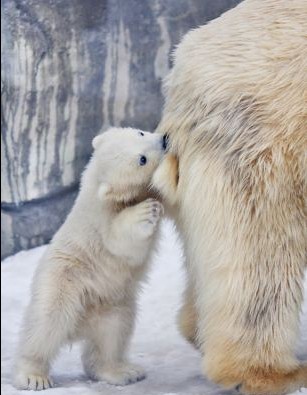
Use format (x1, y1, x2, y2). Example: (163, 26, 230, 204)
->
(98, 363, 146, 386)
(135, 198, 164, 238)
(14, 371, 53, 391)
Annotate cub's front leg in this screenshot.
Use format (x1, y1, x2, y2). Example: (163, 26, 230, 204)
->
(129, 198, 163, 239)
(106, 198, 163, 263)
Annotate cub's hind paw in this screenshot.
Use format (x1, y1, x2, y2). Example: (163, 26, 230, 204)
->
(97, 363, 146, 386)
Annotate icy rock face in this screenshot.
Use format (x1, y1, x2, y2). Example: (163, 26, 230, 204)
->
(1, 0, 241, 258)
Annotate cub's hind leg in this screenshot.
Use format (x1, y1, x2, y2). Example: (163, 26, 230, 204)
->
(82, 303, 145, 386)
(14, 263, 82, 391)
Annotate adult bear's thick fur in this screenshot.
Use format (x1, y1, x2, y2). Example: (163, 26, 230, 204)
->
(153, 0, 307, 393)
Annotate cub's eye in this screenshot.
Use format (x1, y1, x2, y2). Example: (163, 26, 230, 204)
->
(139, 131, 144, 136)
(139, 155, 147, 166)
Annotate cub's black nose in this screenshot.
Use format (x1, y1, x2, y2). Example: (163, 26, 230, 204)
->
(162, 134, 169, 151)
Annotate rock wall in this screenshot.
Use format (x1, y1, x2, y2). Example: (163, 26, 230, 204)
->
(1, 0, 242, 259)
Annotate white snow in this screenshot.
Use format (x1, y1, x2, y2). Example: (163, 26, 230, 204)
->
(1, 221, 307, 395)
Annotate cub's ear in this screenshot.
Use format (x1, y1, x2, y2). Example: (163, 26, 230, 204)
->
(92, 134, 105, 150)
(98, 183, 112, 201)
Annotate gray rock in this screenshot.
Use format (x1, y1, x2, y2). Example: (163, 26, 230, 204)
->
(1, 0, 242, 259)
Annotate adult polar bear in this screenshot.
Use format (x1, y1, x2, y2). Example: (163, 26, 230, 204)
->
(154, 0, 307, 394)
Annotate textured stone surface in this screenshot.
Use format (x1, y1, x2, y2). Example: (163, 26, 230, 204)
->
(1, 0, 242, 258)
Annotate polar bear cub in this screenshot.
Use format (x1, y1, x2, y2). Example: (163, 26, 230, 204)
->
(14, 127, 165, 391)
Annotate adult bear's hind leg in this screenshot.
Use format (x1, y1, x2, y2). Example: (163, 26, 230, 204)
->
(177, 281, 200, 350)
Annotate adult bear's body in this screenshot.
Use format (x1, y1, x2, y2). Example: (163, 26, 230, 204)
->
(156, 0, 307, 393)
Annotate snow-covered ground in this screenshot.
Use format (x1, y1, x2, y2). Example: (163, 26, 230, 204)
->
(2, 221, 307, 395)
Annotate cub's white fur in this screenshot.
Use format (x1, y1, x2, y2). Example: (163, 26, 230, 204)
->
(14, 127, 165, 390)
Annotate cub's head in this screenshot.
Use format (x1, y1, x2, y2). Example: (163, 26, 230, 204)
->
(91, 127, 166, 205)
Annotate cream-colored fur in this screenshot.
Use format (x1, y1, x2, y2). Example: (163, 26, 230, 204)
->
(153, 0, 307, 394)
(14, 127, 165, 391)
